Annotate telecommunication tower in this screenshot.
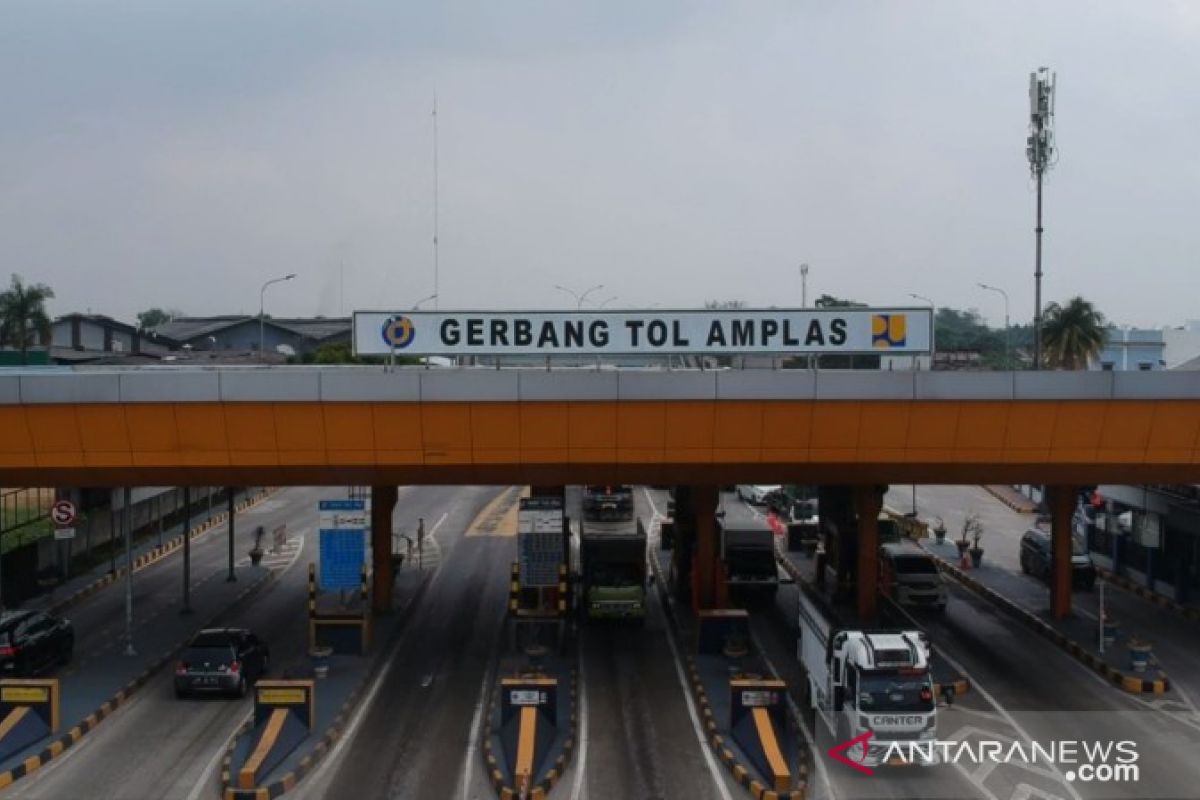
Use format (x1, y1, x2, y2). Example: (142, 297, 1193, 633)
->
(1027, 67, 1056, 370)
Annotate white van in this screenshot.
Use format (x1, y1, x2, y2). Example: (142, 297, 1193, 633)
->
(879, 541, 947, 613)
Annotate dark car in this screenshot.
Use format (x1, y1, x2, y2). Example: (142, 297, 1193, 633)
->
(0, 610, 74, 676)
(1019, 528, 1096, 590)
(174, 628, 269, 698)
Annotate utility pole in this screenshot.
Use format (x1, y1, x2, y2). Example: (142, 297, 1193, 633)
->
(1027, 67, 1056, 370)
(123, 487, 135, 656)
(432, 96, 440, 310)
(978, 283, 1011, 368)
(226, 488, 236, 582)
(799, 263, 809, 308)
(181, 487, 192, 614)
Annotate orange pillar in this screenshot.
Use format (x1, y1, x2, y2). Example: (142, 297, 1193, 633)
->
(689, 485, 719, 613)
(854, 485, 883, 622)
(1048, 485, 1076, 620)
(371, 485, 398, 613)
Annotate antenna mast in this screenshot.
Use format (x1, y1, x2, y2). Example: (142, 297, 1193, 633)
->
(433, 95, 440, 310)
(1026, 67, 1056, 370)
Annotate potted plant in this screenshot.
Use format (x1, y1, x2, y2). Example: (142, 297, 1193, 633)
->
(956, 513, 979, 558)
(249, 524, 265, 566)
(310, 645, 333, 678)
(933, 516, 947, 545)
(1102, 613, 1119, 648)
(969, 524, 984, 568)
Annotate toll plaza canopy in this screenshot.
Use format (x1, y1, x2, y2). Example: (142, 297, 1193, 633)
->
(2, 367, 1200, 487)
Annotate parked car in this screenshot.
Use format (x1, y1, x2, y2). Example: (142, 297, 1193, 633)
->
(736, 485, 782, 505)
(1019, 528, 1096, 589)
(0, 610, 74, 676)
(174, 628, 269, 698)
(878, 542, 948, 613)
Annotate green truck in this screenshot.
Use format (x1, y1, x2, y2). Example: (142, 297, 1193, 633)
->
(580, 516, 648, 621)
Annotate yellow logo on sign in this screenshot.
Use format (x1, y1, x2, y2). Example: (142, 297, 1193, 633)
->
(258, 688, 307, 705)
(1, 687, 48, 703)
(872, 314, 907, 349)
(381, 315, 415, 349)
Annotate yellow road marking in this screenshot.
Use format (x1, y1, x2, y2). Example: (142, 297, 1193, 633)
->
(466, 487, 528, 537)
(751, 707, 790, 791)
(514, 705, 538, 786)
(239, 708, 288, 789)
(0, 707, 29, 743)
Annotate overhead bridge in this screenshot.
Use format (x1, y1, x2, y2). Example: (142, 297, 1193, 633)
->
(5, 366, 1199, 622)
(2, 367, 1200, 487)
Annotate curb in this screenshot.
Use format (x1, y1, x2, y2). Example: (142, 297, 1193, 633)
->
(482, 669, 579, 800)
(0, 565, 279, 790)
(47, 488, 279, 618)
(221, 569, 437, 800)
(928, 550, 1169, 695)
(650, 540, 809, 799)
(980, 485, 1039, 515)
(1095, 567, 1200, 625)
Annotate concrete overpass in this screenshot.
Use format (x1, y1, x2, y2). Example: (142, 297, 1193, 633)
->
(3, 366, 1200, 621)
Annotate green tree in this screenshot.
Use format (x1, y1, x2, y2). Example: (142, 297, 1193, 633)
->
(136, 308, 174, 329)
(0, 274, 55, 364)
(813, 294, 866, 308)
(1041, 297, 1107, 370)
(704, 299, 747, 310)
(314, 341, 357, 364)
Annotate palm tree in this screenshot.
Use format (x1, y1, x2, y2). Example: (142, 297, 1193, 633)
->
(0, 275, 55, 364)
(1041, 296, 1106, 370)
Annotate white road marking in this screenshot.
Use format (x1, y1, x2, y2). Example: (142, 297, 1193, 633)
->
(640, 488, 734, 800)
(459, 670, 492, 800)
(185, 710, 253, 800)
(933, 646, 1084, 800)
(569, 640, 590, 800)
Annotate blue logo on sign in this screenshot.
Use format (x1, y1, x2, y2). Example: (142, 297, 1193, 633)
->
(381, 316, 415, 349)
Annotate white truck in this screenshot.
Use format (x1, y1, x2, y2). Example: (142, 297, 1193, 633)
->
(797, 588, 939, 767)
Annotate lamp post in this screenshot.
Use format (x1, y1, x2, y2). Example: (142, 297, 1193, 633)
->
(412, 293, 438, 310)
(977, 283, 1011, 369)
(554, 283, 604, 310)
(799, 263, 809, 308)
(258, 274, 296, 361)
(908, 293, 935, 365)
(598, 295, 619, 309)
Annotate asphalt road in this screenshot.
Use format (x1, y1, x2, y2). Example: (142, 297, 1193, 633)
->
(7, 485, 497, 800)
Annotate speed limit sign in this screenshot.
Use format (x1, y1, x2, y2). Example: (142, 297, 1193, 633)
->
(50, 500, 77, 527)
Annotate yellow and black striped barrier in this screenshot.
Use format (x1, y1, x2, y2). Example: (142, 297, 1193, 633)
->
(484, 670, 579, 800)
(730, 678, 792, 794)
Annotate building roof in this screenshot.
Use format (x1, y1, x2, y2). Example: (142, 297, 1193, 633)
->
(54, 313, 140, 336)
(153, 316, 350, 343)
(1173, 353, 1200, 371)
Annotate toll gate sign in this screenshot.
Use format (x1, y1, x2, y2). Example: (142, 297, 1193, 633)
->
(517, 497, 563, 587)
(318, 499, 367, 591)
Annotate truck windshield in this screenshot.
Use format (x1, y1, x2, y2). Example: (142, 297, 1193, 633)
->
(891, 555, 938, 575)
(857, 671, 934, 712)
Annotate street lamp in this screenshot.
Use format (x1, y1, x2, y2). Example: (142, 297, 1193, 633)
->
(908, 293, 936, 362)
(977, 283, 1011, 369)
(259, 274, 296, 362)
(598, 295, 619, 309)
(412, 293, 438, 310)
(554, 283, 604, 310)
(799, 263, 809, 308)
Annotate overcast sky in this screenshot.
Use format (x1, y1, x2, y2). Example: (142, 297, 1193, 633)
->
(3, 1, 1198, 328)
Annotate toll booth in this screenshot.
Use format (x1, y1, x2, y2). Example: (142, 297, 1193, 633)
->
(308, 562, 372, 655)
(0, 679, 59, 762)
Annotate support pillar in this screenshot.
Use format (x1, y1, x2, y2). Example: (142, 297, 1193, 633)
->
(226, 489, 236, 582)
(854, 486, 883, 622)
(672, 486, 695, 606)
(371, 485, 399, 613)
(1049, 485, 1076, 620)
(688, 485, 719, 613)
(819, 486, 854, 597)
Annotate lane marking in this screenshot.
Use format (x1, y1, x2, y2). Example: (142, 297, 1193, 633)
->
(640, 488, 735, 800)
(185, 710, 253, 800)
(459, 670, 491, 800)
(569, 639, 590, 800)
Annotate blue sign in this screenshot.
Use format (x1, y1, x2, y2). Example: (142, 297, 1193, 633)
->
(318, 499, 367, 591)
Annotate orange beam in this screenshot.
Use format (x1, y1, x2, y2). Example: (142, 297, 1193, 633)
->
(239, 708, 288, 789)
(751, 706, 791, 792)
(514, 705, 538, 788)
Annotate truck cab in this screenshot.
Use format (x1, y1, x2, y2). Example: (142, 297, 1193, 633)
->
(878, 541, 948, 613)
(798, 591, 938, 767)
(582, 485, 634, 522)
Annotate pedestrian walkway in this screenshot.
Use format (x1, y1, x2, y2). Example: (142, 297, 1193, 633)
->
(20, 489, 263, 617)
(922, 537, 1170, 693)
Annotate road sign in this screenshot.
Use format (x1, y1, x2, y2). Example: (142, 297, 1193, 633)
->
(50, 500, 76, 527)
(53, 527, 75, 541)
(318, 499, 367, 591)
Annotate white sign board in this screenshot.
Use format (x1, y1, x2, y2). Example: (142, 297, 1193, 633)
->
(353, 308, 933, 357)
(53, 527, 75, 540)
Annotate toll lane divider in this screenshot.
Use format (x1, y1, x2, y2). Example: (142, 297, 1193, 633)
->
(771, 540, 970, 701)
(1094, 566, 1200, 625)
(649, 541, 808, 800)
(482, 671, 579, 800)
(927, 549, 1169, 695)
(220, 569, 437, 800)
(0, 567, 279, 791)
(48, 488, 279, 618)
